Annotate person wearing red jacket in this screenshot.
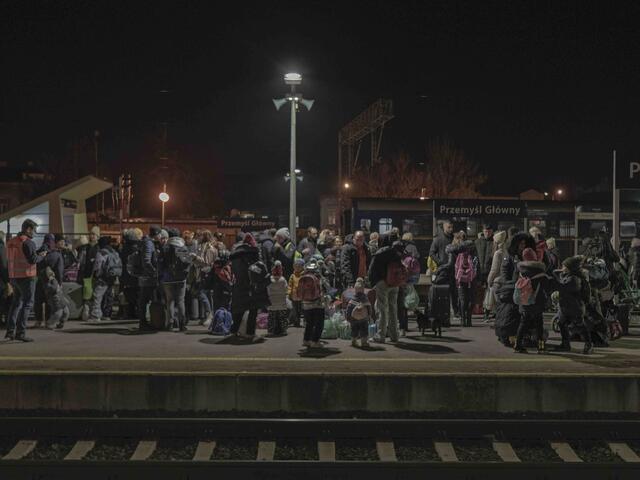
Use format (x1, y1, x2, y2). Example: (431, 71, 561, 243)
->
(5, 219, 46, 342)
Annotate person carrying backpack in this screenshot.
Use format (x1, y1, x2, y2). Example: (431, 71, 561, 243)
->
(449, 232, 478, 327)
(88, 236, 122, 322)
(229, 234, 262, 339)
(298, 259, 326, 348)
(159, 229, 192, 331)
(513, 247, 550, 353)
(44, 266, 71, 329)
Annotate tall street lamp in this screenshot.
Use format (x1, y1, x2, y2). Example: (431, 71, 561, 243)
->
(159, 183, 169, 227)
(273, 73, 314, 242)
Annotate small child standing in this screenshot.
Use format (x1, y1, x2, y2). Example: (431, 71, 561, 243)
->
(267, 261, 290, 336)
(346, 277, 372, 348)
(44, 266, 70, 329)
(287, 258, 305, 327)
(298, 260, 325, 348)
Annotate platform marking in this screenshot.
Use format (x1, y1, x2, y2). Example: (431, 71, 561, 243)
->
(608, 442, 640, 462)
(193, 441, 216, 461)
(492, 441, 520, 462)
(0, 356, 578, 362)
(434, 441, 459, 462)
(3, 440, 37, 460)
(257, 441, 276, 461)
(376, 441, 397, 462)
(549, 442, 582, 462)
(318, 441, 336, 461)
(130, 440, 157, 461)
(64, 440, 95, 460)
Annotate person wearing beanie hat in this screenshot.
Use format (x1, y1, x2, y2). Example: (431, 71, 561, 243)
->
(485, 230, 507, 321)
(244, 232, 257, 248)
(287, 258, 306, 328)
(553, 255, 593, 354)
(190, 230, 218, 326)
(300, 257, 326, 348)
(513, 247, 550, 353)
(158, 229, 169, 246)
(266, 260, 289, 336)
(346, 277, 373, 348)
(136, 226, 162, 330)
(88, 235, 121, 322)
(272, 227, 296, 279)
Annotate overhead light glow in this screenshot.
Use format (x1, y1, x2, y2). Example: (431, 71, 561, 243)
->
(159, 192, 170, 203)
(284, 72, 302, 85)
(344, 182, 350, 189)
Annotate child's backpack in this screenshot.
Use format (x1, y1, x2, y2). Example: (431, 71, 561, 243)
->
(248, 261, 270, 291)
(513, 273, 542, 306)
(209, 308, 232, 335)
(386, 261, 408, 287)
(455, 251, 476, 285)
(402, 255, 421, 277)
(297, 273, 322, 301)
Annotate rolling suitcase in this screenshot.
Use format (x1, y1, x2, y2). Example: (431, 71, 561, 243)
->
(428, 284, 450, 331)
(149, 301, 166, 330)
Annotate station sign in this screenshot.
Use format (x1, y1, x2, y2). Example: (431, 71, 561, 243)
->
(615, 154, 640, 189)
(217, 217, 278, 231)
(434, 200, 527, 218)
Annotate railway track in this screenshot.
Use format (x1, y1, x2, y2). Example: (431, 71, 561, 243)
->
(1, 417, 639, 479)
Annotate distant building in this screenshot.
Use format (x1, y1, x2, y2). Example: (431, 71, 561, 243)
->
(0, 161, 52, 215)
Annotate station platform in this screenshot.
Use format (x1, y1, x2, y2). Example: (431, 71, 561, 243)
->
(1, 317, 639, 414)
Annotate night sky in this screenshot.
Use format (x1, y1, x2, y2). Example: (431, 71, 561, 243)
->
(3, 0, 640, 214)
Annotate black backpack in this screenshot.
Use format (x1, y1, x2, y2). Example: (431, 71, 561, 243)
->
(102, 249, 123, 279)
(126, 247, 144, 277)
(167, 245, 191, 279)
(248, 261, 270, 292)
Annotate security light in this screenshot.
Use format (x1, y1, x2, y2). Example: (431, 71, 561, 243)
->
(284, 72, 302, 85)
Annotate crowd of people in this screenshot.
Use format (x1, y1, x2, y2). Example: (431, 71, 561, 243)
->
(0, 218, 632, 354)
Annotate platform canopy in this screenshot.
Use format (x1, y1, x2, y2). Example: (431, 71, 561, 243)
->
(0, 175, 112, 245)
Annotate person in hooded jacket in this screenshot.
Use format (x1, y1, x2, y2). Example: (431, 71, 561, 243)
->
(514, 247, 550, 353)
(119, 228, 142, 319)
(494, 232, 535, 346)
(33, 233, 56, 327)
(369, 241, 404, 343)
(211, 252, 233, 311)
(429, 221, 454, 269)
(553, 255, 593, 354)
(88, 236, 119, 322)
(486, 230, 507, 319)
(446, 232, 478, 327)
(159, 228, 191, 331)
(138, 226, 161, 331)
(229, 234, 261, 339)
(297, 227, 318, 262)
(266, 260, 289, 336)
(271, 228, 297, 279)
(256, 228, 276, 271)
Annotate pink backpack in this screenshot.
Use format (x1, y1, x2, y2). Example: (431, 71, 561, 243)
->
(297, 273, 322, 301)
(455, 251, 476, 285)
(402, 256, 421, 276)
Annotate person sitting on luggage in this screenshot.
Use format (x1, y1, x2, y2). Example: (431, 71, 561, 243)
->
(287, 258, 305, 327)
(44, 266, 70, 329)
(266, 260, 290, 336)
(553, 255, 593, 354)
(513, 247, 550, 354)
(346, 277, 372, 348)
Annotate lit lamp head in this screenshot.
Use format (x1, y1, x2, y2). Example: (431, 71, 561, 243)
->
(159, 192, 170, 203)
(284, 72, 302, 85)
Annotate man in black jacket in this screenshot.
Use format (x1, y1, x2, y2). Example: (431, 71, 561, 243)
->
(429, 221, 454, 268)
(297, 227, 318, 261)
(341, 231, 371, 288)
(138, 226, 161, 330)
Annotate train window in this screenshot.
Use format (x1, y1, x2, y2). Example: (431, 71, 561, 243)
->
(379, 218, 393, 234)
(559, 220, 576, 238)
(360, 219, 372, 232)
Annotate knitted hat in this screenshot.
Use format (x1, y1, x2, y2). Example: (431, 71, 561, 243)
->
(90, 225, 101, 237)
(43, 233, 55, 250)
(493, 230, 506, 244)
(54, 233, 65, 243)
(354, 277, 365, 291)
(159, 229, 169, 239)
(272, 260, 283, 277)
(149, 225, 162, 237)
(294, 258, 305, 267)
(167, 227, 181, 238)
(563, 255, 583, 273)
(98, 236, 111, 249)
(275, 227, 290, 240)
(244, 232, 257, 247)
(522, 247, 538, 262)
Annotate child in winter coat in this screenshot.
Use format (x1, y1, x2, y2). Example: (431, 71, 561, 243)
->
(513, 247, 549, 353)
(44, 266, 70, 329)
(346, 277, 372, 348)
(267, 261, 289, 336)
(553, 255, 593, 354)
(287, 258, 305, 327)
(298, 260, 326, 348)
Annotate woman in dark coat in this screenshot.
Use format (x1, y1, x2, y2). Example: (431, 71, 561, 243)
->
(494, 232, 535, 346)
(229, 234, 261, 338)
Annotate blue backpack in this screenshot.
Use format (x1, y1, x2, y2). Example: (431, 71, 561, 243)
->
(210, 308, 232, 335)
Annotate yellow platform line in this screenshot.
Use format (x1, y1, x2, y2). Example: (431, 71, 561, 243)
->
(0, 356, 577, 362)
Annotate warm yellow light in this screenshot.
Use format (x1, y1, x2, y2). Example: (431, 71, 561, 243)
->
(344, 182, 350, 189)
(556, 189, 563, 195)
(159, 192, 170, 203)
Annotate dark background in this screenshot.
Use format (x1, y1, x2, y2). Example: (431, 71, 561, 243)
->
(2, 0, 640, 215)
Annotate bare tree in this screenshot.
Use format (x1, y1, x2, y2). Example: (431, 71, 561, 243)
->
(422, 138, 486, 198)
(351, 152, 425, 198)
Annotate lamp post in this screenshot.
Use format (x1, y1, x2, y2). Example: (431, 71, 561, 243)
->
(159, 184, 169, 227)
(273, 73, 314, 242)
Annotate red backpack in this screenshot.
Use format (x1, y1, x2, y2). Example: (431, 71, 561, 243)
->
(297, 273, 322, 301)
(455, 251, 476, 285)
(386, 261, 408, 287)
